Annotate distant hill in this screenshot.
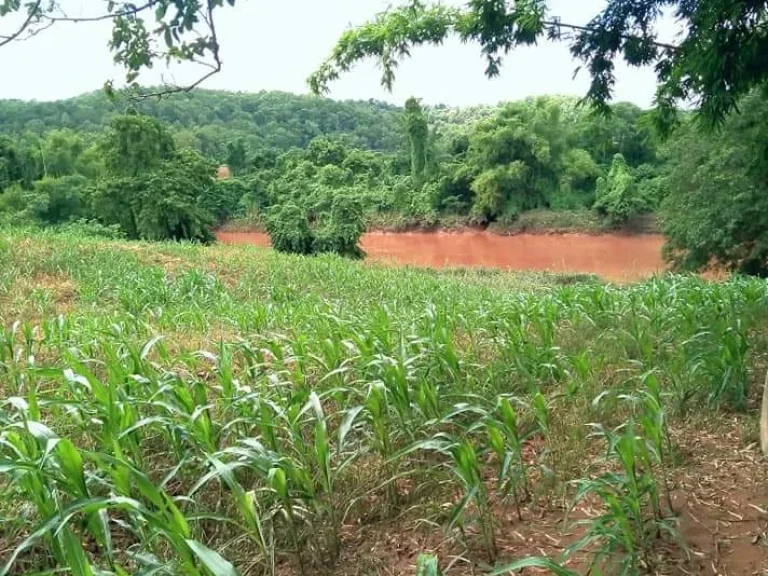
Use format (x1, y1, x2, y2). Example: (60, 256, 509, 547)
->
(0, 89, 406, 157)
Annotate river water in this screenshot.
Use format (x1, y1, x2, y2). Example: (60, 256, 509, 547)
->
(216, 230, 667, 282)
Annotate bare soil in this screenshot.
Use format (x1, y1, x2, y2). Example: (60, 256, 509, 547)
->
(274, 418, 768, 576)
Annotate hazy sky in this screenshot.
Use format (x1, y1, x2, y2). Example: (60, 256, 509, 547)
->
(0, 0, 679, 106)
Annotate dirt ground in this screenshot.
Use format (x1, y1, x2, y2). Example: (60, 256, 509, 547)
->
(284, 418, 768, 576)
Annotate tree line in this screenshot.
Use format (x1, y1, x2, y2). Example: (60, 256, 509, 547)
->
(1, 88, 766, 274)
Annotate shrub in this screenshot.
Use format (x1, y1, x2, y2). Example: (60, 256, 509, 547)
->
(201, 178, 249, 224)
(265, 202, 315, 254)
(313, 194, 366, 258)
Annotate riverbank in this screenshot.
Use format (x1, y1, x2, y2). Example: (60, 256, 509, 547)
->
(220, 209, 660, 236)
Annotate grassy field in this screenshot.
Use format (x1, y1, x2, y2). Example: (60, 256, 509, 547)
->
(1, 231, 767, 576)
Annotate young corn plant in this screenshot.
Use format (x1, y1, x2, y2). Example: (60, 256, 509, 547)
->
(401, 435, 498, 563)
(566, 420, 678, 575)
(416, 554, 442, 576)
(638, 372, 676, 515)
(530, 387, 557, 502)
(485, 396, 529, 519)
(362, 381, 401, 510)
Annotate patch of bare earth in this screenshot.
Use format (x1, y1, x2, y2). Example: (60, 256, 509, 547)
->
(667, 420, 768, 576)
(270, 418, 767, 576)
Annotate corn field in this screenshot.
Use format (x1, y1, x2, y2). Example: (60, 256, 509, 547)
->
(1, 231, 767, 576)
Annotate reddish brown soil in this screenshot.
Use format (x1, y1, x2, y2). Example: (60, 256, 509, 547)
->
(261, 419, 768, 576)
(216, 231, 667, 282)
(668, 423, 768, 576)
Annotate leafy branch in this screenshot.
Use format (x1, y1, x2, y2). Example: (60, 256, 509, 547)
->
(0, 0, 235, 97)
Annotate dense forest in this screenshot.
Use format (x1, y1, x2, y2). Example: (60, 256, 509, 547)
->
(0, 88, 766, 272)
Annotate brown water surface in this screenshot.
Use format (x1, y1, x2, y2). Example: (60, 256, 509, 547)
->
(216, 230, 667, 282)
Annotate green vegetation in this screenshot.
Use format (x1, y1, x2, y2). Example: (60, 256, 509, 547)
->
(0, 231, 765, 575)
(0, 90, 668, 249)
(5, 85, 768, 269)
(314, 0, 768, 130)
(2, 4, 768, 575)
(3, 1, 765, 132)
(661, 92, 768, 275)
(0, 91, 403, 154)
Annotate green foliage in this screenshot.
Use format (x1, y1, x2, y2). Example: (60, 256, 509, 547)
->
(313, 194, 366, 258)
(662, 92, 768, 275)
(0, 136, 24, 189)
(2, 233, 766, 575)
(0, 90, 404, 154)
(463, 98, 605, 222)
(29, 176, 89, 224)
(0, 184, 45, 226)
(405, 97, 429, 184)
(39, 130, 86, 178)
(0, 89, 675, 239)
(101, 113, 176, 177)
(0, 175, 87, 226)
(133, 149, 217, 243)
(313, 0, 768, 130)
(0, 1, 240, 93)
(89, 115, 217, 242)
(556, 149, 601, 208)
(54, 219, 125, 240)
(471, 162, 529, 221)
(203, 178, 249, 224)
(265, 202, 314, 255)
(265, 194, 366, 258)
(593, 154, 646, 226)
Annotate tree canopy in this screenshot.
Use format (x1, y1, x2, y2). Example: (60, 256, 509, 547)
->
(1, 83, 767, 272)
(662, 92, 768, 275)
(3, 1, 767, 130)
(310, 0, 768, 130)
(0, 90, 667, 251)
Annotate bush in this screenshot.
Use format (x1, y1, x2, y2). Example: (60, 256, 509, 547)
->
(32, 175, 89, 224)
(313, 194, 366, 258)
(0, 176, 89, 226)
(661, 93, 768, 274)
(0, 184, 45, 226)
(265, 202, 314, 254)
(92, 149, 217, 243)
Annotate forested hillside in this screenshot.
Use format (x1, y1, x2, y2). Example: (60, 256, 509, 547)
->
(1, 87, 766, 273)
(0, 90, 404, 155)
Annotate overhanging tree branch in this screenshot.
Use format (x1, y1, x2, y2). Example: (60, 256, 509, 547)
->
(0, 0, 43, 48)
(131, 0, 222, 99)
(43, 0, 160, 23)
(542, 19, 678, 53)
(1, 0, 232, 97)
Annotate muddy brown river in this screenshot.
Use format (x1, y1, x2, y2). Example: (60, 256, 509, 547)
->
(216, 231, 667, 282)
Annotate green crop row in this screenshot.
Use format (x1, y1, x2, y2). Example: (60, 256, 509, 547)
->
(1, 232, 766, 575)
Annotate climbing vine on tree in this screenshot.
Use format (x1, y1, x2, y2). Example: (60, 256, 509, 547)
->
(405, 98, 429, 185)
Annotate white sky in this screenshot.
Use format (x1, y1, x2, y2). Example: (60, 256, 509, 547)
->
(0, 0, 680, 106)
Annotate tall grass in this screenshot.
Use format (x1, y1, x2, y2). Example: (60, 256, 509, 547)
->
(1, 230, 767, 575)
